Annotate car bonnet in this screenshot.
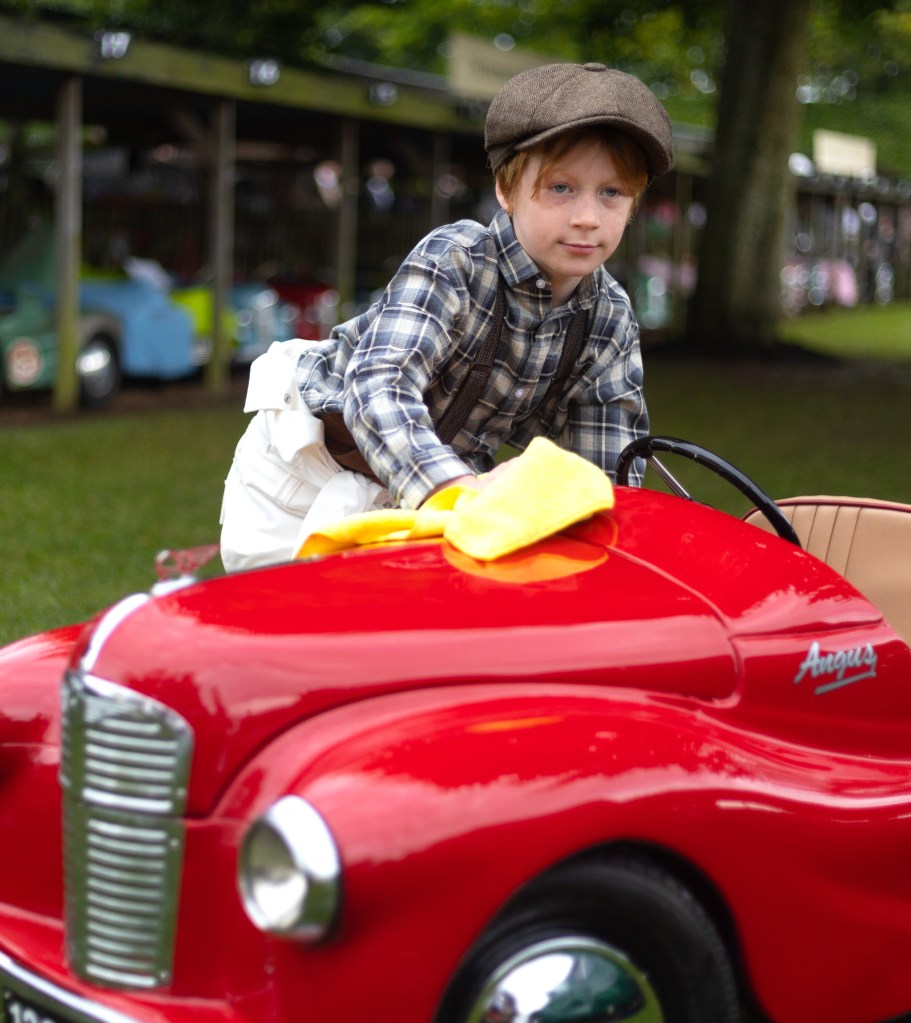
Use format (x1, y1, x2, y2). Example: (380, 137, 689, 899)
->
(69, 506, 744, 814)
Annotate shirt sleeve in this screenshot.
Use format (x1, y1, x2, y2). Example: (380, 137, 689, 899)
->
(340, 255, 476, 508)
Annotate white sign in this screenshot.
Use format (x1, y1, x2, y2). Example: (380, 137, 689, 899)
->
(813, 129, 876, 179)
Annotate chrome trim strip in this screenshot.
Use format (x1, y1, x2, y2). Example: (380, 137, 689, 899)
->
(80, 595, 150, 674)
(0, 949, 140, 1023)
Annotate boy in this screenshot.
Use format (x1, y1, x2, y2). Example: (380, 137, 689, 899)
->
(220, 61, 673, 572)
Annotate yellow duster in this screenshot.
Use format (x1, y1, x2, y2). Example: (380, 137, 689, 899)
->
(296, 437, 616, 562)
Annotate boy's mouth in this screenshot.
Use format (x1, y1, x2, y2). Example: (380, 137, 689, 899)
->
(562, 241, 599, 255)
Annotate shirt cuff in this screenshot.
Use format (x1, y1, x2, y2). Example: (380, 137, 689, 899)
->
(394, 448, 475, 508)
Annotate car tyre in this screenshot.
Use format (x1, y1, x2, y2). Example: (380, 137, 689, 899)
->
(436, 856, 741, 1023)
(77, 331, 121, 408)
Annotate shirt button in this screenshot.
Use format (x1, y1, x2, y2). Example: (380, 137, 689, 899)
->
(515, 387, 526, 398)
(535, 277, 547, 289)
(283, 393, 292, 405)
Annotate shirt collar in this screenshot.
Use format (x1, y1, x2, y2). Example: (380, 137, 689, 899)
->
(489, 207, 599, 311)
(490, 208, 537, 287)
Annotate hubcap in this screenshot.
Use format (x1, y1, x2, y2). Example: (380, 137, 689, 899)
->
(77, 339, 116, 401)
(467, 936, 663, 1023)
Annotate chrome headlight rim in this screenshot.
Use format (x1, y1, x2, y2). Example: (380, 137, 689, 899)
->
(238, 795, 341, 941)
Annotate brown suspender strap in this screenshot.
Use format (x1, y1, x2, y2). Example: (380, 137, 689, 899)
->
(322, 277, 588, 479)
(539, 300, 589, 426)
(438, 278, 588, 444)
(320, 281, 507, 480)
(319, 411, 378, 481)
(435, 278, 506, 445)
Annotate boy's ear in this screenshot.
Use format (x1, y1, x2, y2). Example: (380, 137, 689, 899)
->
(494, 179, 510, 213)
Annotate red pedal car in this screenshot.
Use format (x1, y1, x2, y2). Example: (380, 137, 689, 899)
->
(1, 437, 911, 1023)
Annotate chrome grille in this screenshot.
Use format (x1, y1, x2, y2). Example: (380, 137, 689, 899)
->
(61, 671, 193, 990)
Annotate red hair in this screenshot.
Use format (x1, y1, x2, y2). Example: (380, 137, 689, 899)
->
(496, 127, 649, 212)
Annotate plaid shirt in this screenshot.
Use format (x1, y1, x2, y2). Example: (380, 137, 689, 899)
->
(296, 208, 648, 508)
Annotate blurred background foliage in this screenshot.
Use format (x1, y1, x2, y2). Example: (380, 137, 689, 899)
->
(5, 0, 907, 174)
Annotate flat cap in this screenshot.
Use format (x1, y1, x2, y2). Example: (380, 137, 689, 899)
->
(485, 62, 674, 179)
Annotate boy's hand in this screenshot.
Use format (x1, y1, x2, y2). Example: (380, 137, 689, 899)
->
(421, 475, 481, 505)
(420, 460, 517, 506)
(481, 459, 515, 484)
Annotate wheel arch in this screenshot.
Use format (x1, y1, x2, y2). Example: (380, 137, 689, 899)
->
(488, 837, 760, 1020)
(562, 840, 743, 959)
(78, 310, 122, 349)
(75, 311, 123, 406)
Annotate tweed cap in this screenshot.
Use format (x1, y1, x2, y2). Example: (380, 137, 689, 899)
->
(485, 62, 674, 179)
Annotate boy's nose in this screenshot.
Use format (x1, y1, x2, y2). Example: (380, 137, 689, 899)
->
(570, 194, 601, 227)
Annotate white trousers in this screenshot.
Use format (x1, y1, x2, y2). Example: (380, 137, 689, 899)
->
(219, 406, 388, 573)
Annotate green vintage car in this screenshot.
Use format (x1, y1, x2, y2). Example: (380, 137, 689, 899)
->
(0, 225, 197, 406)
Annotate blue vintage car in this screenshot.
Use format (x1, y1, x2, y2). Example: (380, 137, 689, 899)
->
(0, 225, 198, 407)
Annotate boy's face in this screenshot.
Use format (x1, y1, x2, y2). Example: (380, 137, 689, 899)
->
(496, 137, 636, 306)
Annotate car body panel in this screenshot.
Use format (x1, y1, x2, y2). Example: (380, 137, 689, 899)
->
(79, 526, 738, 816)
(215, 682, 911, 1023)
(0, 625, 84, 919)
(78, 280, 195, 379)
(1, 485, 911, 1023)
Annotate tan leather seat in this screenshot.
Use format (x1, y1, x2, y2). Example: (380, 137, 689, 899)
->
(744, 496, 911, 646)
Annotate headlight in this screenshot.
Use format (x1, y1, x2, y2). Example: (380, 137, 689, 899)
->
(238, 795, 341, 941)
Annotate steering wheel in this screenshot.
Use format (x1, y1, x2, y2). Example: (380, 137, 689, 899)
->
(616, 435, 802, 547)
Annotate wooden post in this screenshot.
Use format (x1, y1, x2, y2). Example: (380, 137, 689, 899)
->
(204, 98, 236, 394)
(53, 75, 82, 412)
(336, 119, 359, 320)
(671, 169, 693, 332)
(430, 131, 450, 229)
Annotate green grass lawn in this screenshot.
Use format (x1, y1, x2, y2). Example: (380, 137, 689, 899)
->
(779, 302, 911, 361)
(0, 397, 249, 645)
(639, 301, 911, 515)
(2, 300, 910, 646)
(643, 350, 911, 512)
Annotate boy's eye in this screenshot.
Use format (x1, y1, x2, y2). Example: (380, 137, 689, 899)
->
(550, 183, 572, 194)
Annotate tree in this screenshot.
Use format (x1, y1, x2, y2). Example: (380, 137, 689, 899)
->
(686, 0, 812, 353)
(309, 0, 908, 355)
(687, 0, 910, 354)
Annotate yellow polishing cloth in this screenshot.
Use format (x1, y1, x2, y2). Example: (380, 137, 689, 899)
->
(296, 483, 468, 557)
(442, 436, 615, 559)
(295, 436, 615, 561)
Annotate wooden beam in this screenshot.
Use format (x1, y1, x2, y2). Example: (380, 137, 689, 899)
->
(53, 75, 81, 413)
(204, 99, 235, 394)
(0, 15, 478, 135)
(336, 120, 359, 321)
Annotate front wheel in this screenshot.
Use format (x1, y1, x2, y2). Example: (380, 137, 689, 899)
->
(436, 857, 741, 1023)
(77, 331, 121, 408)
